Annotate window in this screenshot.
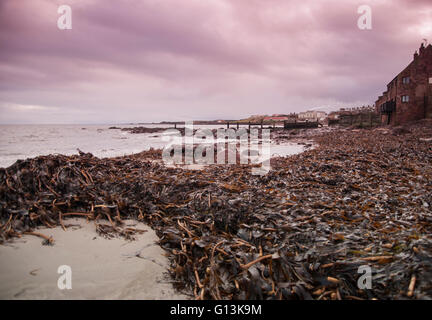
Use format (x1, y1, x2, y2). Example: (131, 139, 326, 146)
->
(402, 77, 410, 84)
(429, 77, 432, 84)
(402, 95, 409, 103)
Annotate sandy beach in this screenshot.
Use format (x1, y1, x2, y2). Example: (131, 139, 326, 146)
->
(0, 218, 187, 300)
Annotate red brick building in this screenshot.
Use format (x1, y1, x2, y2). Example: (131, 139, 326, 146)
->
(375, 43, 432, 125)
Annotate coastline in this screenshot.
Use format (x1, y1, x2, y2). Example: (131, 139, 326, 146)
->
(1, 122, 432, 299)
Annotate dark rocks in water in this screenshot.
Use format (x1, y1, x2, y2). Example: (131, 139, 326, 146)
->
(121, 127, 168, 134)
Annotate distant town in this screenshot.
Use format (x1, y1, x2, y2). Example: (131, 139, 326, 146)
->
(159, 105, 377, 128)
(158, 42, 431, 129)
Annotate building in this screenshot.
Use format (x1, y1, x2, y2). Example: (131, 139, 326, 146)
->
(298, 110, 327, 121)
(375, 43, 432, 125)
(330, 106, 374, 116)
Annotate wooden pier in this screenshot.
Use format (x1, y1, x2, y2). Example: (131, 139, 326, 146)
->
(170, 120, 322, 130)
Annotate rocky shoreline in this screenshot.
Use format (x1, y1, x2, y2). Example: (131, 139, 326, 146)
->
(1, 121, 431, 299)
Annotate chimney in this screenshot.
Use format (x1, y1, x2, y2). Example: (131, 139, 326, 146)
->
(414, 50, 419, 60)
(419, 42, 425, 55)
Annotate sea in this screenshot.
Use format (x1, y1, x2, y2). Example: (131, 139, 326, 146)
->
(0, 124, 306, 168)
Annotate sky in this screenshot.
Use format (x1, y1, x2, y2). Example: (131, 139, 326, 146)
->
(0, 0, 431, 124)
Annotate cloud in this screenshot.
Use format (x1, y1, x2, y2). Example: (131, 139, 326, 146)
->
(1, 102, 59, 112)
(0, 0, 431, 123)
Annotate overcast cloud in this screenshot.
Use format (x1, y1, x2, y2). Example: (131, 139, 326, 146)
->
(0, 0, 431, 123)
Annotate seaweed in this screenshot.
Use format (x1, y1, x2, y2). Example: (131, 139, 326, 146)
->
(1, 122, 432, 300)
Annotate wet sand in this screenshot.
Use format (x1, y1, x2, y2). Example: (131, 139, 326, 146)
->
(0, 218, 188, 300)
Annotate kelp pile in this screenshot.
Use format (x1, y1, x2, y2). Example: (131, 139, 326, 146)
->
(1, 122, 432, 300)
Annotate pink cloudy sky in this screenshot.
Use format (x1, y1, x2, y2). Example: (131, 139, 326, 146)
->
(0, 0, 431, 123)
